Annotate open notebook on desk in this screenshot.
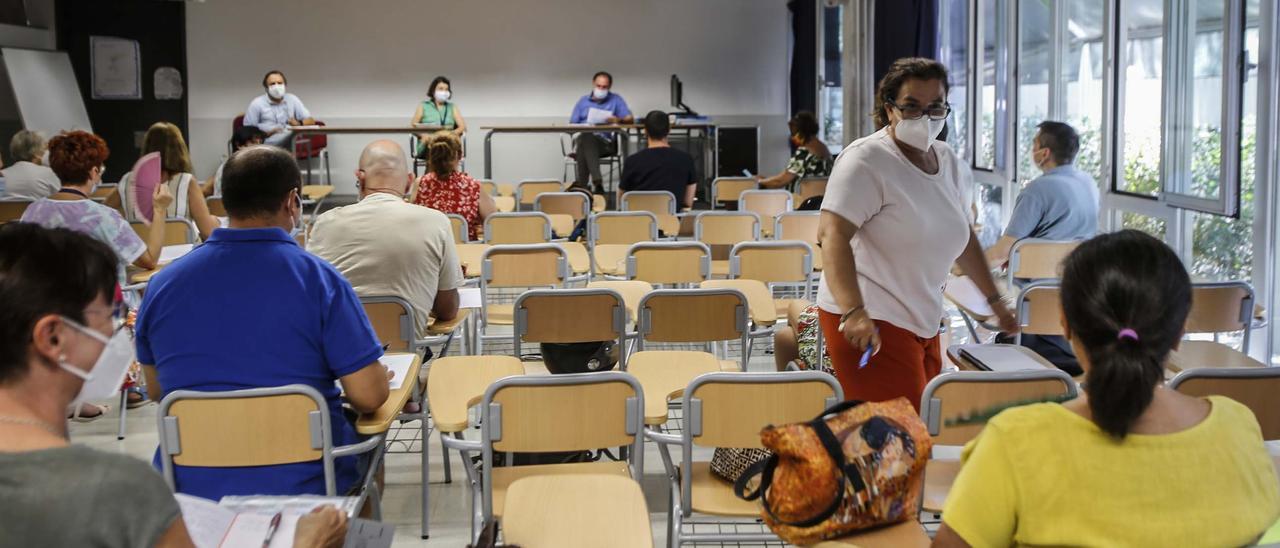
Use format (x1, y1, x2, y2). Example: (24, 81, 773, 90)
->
(177, 494, 391, 548)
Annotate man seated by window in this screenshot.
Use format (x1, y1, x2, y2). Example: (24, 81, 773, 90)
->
(308, 139, 462, 343)
(136, 145, 389, 501)
(618, 110, 698, 212)
(570, 71, 633, 195)
(988, 121, 1099, 376)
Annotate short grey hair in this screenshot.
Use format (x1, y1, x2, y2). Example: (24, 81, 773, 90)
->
(9, 130, 46, 163)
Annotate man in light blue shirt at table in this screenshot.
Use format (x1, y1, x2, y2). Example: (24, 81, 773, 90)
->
(244, 69, 315, 149)
(988, 120, 1099, 377)
(570, 71, 633, 194)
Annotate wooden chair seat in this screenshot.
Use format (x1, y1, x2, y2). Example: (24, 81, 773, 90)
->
(1167, 340, 1265, 372)
(711, 260, 731, 278)
(591, 194, 606, 213)
(658, 214, 680, 237)
(487, 304, 514, 325)
(593, 244, 630, 276)
(426, 308, 469, 336)
(497, 183, 516, 197)
(495, 196, 516, 213)
(560, 241, 591, 274)
(628, 350, 721, 425)
(684, 461, 760, 516)
(775, 298, 806, 321)
(922, 458, 960, 513)
(702, 279, 777, 327)
(426, 356, 524, 432)
(501, 474, 652, 548)
(810, 521, 932, 547)
(587, 280, 651, 323)
(457, 243, 490, 277)
(719, 360, 742, 372)
(549, 214, 576, 238)
(491, 461, 631, 518)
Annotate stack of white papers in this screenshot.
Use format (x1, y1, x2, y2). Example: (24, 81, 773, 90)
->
(381, 354, 415, 390)
(158, 244, 194, 265)
(584, 107, 614, 125)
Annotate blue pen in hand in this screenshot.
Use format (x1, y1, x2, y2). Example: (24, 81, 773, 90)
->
(857, 328, 880, 369)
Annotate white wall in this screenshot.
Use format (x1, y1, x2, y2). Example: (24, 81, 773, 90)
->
(185, 0, 792, 192)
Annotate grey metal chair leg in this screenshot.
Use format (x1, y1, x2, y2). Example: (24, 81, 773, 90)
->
(116, 389, 128, 440)
(441, 431, 454, 483)
(420, 402, 430, 539)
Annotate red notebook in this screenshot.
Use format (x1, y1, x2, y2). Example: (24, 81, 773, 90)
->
(129, 152, 163, 224)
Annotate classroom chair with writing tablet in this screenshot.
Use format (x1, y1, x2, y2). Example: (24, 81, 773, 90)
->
(0, 199, 33, 224)
(645, 371, 844, 546)
(730, 240, 815, 318)
(1006, 238, 1080, 286)
(515, 179, 564, 209)
(625, 241, 711, 286)
(628, 288, 750, 429)
(502, 474, 653, 548)
(621, 190, 680, 236)
(590, 211, 658, 278)
(774, 211, 822, 270)
(477, 243, 569, 351)
(796, 176, 828, 204)
(710, 176, 758, 209)
(482, 211, 552, 244)
(513, 288, 629, 370)
(695, 211, 761, 278)
(739, 189, 792, 237)
(535, 192, 590, 227)
(445, 213, 470, 244)
(1168, 281, 1266, 373)
(918, 369, 1077, 515)
(441, 372, 645, 545)
(157, 385, 387, 517)
(1014, 280, 1065, 344)
(1169, 367, 1280, 440)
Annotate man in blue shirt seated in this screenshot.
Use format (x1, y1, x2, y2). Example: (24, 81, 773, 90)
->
(988, 121, 1099, 376)
(570, 71, 633, 194)
(137, 145, 390, 501)
(244, 70, 315, 149)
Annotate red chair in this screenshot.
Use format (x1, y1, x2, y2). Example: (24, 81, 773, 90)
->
(228, 114, 245, 156)
(230, 115, 330, 185)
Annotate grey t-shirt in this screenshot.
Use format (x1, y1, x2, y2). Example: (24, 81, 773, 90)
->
(0, 445, 180, 548)
(1004, 165, 1100, 241)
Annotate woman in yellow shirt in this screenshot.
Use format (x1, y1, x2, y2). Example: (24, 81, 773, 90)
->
(935, 230, 1280, 548)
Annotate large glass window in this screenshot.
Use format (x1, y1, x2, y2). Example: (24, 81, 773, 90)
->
(938, 0, 970, 157)
(820, 4, 844, 149)
(1017, 0, 1051, 182)
(1063, 0, 1107, 182)
(1165, 0, 1231, 206)
(977, 0, 1010, 170)
(1117, 0, 1164, 196)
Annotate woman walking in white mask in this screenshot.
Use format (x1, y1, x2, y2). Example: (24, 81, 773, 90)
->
(244, 70, 315, 149)
(815, 57, 1016, 409)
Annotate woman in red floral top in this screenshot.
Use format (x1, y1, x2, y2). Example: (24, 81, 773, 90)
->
(412, 132, 495, 241)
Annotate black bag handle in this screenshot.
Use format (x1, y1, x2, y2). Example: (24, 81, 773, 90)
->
(733, 399, 868, 528)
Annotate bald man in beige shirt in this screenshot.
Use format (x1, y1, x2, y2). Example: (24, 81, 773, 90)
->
(308, 140, 461, 337)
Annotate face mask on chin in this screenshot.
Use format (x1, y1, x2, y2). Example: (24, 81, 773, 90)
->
(56, 316, 135, 409)
(894, 116, 946, 152)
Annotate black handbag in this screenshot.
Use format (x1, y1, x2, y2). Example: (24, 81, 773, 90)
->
(539, 341, 618, 374)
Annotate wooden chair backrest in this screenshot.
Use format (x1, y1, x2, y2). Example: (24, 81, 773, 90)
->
(740, 191, 791, 225)
(518, 291, 623, 344)
(130, 219, 196, 246)
(361, 299, 413, 352)
(1173, 372, 1280, 439)
(490, 380, 638, 452)
(447, 214, 469, 244)
(697, 213, 758, 246)
(502, 475, 653, 548)
(486, 214, 550, 244)
(622, 191, 676, 216)
(206, 197, 227, 217)
(485, 246, 565, 288)
(712, 178, 758, 204)
(1186, 284, 1252, 334)
(797, 177, 828, 202)
(629, 244, 708, 284)
(928, 376, 1075, 445)
(536, 192, 589, 221)
(1010, 240, 1078, 280)
(0, 200, 33, 222)
(690, 379, 835, 448)
(167, 393, 322, 466)
(734, 242, 811, 283)
(775, 212, 820, 244)
(641, 290, 745, 343)
(594, 213, 656, 245)
(480, 181, 498, 196)
(1019, 285, 1063, 336)
(517, 180, 564, 205)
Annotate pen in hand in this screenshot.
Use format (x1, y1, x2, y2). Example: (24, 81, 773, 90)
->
(261, 511, 282, 548)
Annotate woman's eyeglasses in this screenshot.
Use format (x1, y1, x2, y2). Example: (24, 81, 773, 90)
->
(888, 102, 951, 121)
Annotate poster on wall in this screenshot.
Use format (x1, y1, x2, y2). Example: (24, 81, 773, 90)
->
(154, 67, 183, 100)
(90, 36, 141, 99)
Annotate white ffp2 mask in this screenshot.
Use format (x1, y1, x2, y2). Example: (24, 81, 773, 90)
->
(895, 117, 946, 152)
(57, 317, 135, 408)
(434, 90, 451, 102)
(268, 84, 286, 100)
(591, 88, 608, 100)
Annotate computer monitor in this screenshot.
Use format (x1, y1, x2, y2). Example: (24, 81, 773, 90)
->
(670, 74, 697, 115)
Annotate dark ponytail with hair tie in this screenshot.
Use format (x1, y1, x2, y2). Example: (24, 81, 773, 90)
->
(1059, 230, 1191, 439)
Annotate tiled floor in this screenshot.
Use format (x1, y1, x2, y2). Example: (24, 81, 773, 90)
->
(71, 336, 786, 547)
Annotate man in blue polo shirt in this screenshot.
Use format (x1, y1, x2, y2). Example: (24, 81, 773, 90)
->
(136, 145, 389, 501)
(570, 71, 633, 194)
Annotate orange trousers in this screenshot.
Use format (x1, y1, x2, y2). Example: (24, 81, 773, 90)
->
(818, 310, 940, 413)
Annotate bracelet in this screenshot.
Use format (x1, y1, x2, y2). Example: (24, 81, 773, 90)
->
(839, 305, 865, 325)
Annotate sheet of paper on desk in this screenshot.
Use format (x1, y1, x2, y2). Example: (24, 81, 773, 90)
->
(382, 353, 415, 390)
(344, 518, 395, 548)
(159, 243, 194, 265)
(219, 512, 299, 548)
(219, 495, 361, 517)
(175, 494, 237, 548)
(459, 287, 482, 309)
(945, 275, 993, 317)
(585, 107, 613, 125)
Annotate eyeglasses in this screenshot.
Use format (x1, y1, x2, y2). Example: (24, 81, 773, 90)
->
(888, 102, 952, 121)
